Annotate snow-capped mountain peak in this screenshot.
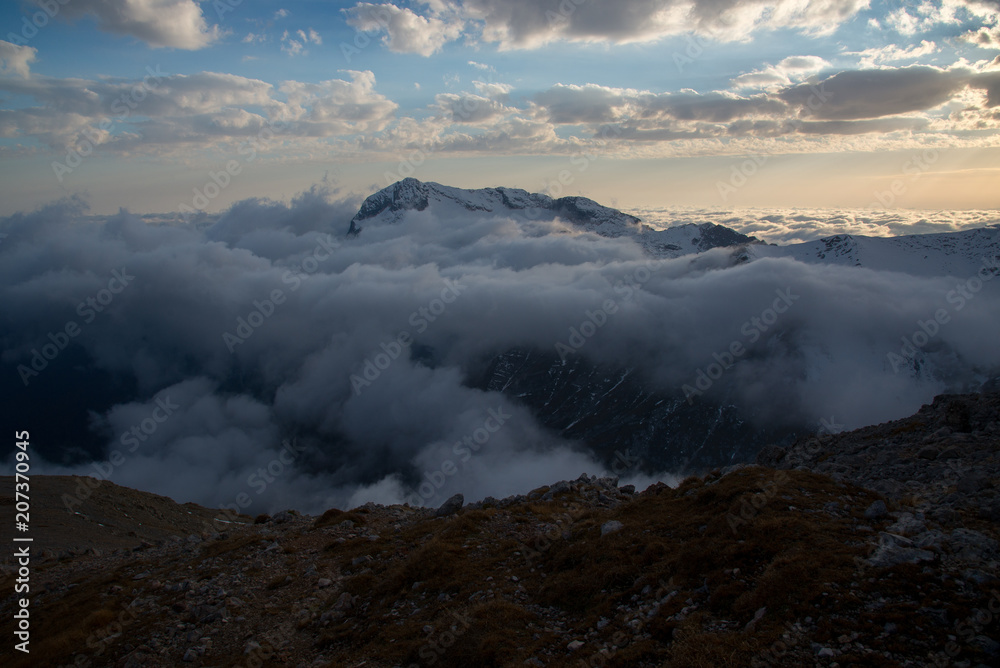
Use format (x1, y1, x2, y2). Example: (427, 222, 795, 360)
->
(347, 178, 642, 236)
(747, 226, 1000, 277)
(346, 180, 999, 277)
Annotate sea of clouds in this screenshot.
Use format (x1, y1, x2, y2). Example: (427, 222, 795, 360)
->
(2, 187, 998, 514)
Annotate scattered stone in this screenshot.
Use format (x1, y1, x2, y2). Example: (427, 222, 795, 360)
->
(957, 473, 987, 494)
(11, 390, 1000, 668)
(744, 606, 767, 631)
(868, 533, 936, 568)
(601, 520, 624, 536)
(864, 500, 888, 520)
(970, 635, 1000, 656)
(887, 512, 926, 536)
(948, 528, 999, 561)
(755, 444, 788, 467)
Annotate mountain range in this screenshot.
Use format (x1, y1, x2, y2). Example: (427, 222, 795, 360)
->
(349, 178, 1000, 277)
(344, 179, 1000, 473)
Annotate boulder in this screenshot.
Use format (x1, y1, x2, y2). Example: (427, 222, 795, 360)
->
(435, 494, 464, 517)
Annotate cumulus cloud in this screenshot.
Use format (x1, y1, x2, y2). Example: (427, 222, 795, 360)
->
(342, 0, 870, 52)
(964, 25, 1000, 47)
(961, 0, 1000, 45)
(281, 28, 322, 56)
(337, 0, 999, 56)
(1, 185, 998, 514)
(851, 41, 939, 68)
(882, 0, 999, 43)
(344, 2, 463, 56)
(781, 66, 972, 120)
(0, 41, 36, 78)
(531, 65, 999, 144)
(1, 54, 997, 164)
(732, 55, 830, 89)
(279, 71, 398, 135)
(433, 92, 514, 123)
(0, 69, 396, 152)
(533, 83, 788, 127)
(795, 117, 930, 134)
(46, 0, 219, 49)
(462, 0, 871, 46)
(472, 80, 512, 100)
(533, 83, 633, 123)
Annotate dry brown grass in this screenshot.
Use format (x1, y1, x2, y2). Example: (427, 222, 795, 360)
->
(7, 566, 162, 668)
(432, 600, 538, 667)
(21, 465, 949, 668)
(311, 467, 889, 667)
(199, 533, 266, 559)
(509, 467, 886, 666)
(311, 507, 366, 529)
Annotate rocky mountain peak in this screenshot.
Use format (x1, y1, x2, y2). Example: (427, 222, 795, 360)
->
(347, 178, 641, 236)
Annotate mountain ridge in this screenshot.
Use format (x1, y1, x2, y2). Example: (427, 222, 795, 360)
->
(5, 391, 999, 667)
(347, 177, 644, 236)
(344, 180, 1000, 480)
(348, 179, 1000, 278)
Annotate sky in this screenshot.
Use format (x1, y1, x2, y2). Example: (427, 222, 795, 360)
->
(0, 0, 999, 216)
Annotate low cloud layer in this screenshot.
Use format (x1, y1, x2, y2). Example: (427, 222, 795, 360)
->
(40, 0, 219, 50)
(2, 187, 998, 515)
(637, 208, 1000, 244)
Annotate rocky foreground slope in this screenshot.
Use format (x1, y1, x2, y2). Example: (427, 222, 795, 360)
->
(2, 393, 999, 668)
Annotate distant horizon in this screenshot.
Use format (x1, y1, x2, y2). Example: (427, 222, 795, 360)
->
(4, 150, 1000, 217)
(25, 176, 1000, 247)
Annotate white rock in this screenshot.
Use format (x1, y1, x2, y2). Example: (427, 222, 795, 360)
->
(601, 520, 624, 536)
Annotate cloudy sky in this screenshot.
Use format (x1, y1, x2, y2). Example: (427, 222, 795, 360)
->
(1, 0, 999, 216)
